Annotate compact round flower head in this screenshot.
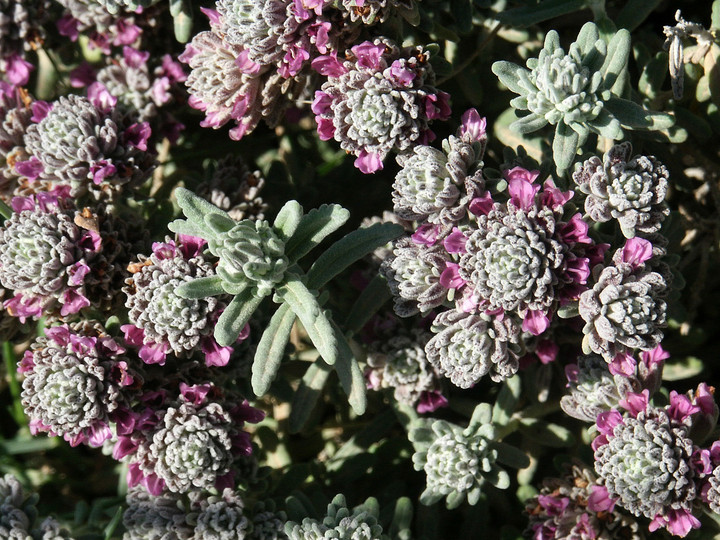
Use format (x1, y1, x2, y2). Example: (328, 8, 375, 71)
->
(492, 23, 672, 173)
(312, 38, 451, 173)
(95, 48, 158, 123)
(248, 501, 287, 540)
(392, 116, 487, 228)
(382, 236, 450, 317)
(21, 321, 139, 448)
(366, 328, 445, 412)
(196, 155, 268, 221)
(458, 167, 599, 335)
(593, 393, 705, 537)
(560, 354, 640, 422)
(525, 463, 645, 540)
(181, 9, 312, 141)
(123, 236, 234, 367)
(579, 238, 667, 361)
(424, 308, 524, 387)
(0, 473, 72, 539)
(23, 94, 154, 200)
(284, 493, 386, 540)
(0, 193, 106, 321)
(573, 142, 670, 238)
(190, 488, 250, 539)
(122, 486, 193, 540)
(409, 414, 517, 509)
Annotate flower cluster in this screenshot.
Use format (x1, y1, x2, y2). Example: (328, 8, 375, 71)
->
(525, 463, 644, 539)
(0, 192, 124, 321)
(0, 0, 50, 85)
(113, 382, 263, 495)
(0, 82, 35, 199)
(593, 386, 720, 537)
(122, 235, 238, 367)
(312, 39, 450, 173)
(20, 321, 139, 447)
(23, 93, 155, 202)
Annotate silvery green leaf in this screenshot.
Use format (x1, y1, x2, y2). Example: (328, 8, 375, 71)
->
(497, 0, 588, 27)
(204, 212, 236, 235)
(638, 52, 669, 98)
(491, 62, 526, 95)
(575, 21, 600, 56)
(486, 467, 510, 490)
(389, 498, 413, 539)
(492, 376, 521, 427)
(713, 0, 720, 30)
(273, 200, 304, 242)
(284, 204, 351, 262)
(167, 217, 211, 239)
(215, 289, 264, 347)
(600, 29, 631, 91)
(169, 0, 192, 42)
(176, 275, 226, 299)
(174, 186, 231, 224)
(557, 302, 579, 318)
(605, 96, 675, 130)
(552, 122, 579, 174)
(492, 442, 530, 469)
(331, 324, 366, 415)
(289, 359, 331, 433)
(306, 223, 404, 289)
(0, 199, 11, 221)
(543, 29, 561, 54)
(469, 403, 492, 428)
(277, 276, 340, 365)
(511, 114, 549, 134)
(587, 109, 623, 139)
(252, 304, 296, 396)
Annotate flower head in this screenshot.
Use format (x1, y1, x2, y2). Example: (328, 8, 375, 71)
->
(284, 494, 385, 539)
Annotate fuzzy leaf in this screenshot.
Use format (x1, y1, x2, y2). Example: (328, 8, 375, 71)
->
(469, 403, 492, 428)
(277, 276, 339, 365)
(306, 223, 404, 289)
(605, 96, 675, 130)
(169, 0, 193, 42)
(497, 0, 588, 27)
(638, 52, 669, 99)
(167, 217, 211, 239)
(518, 418, 575, 447)
(389, 498, 414, 538)
(215, 289, 264, 347)
(575, 22, 600, 57)
(491, 62, 526, 95)
(714, 0, 720, 30)
(492, 376, 521, 427)
(552, 122, 579, 174)
(252, 304, 296, 396)
(174, 187, 230, 230)
(331, 324, 366, 415)
(288, 360, 331, 433)
(511, 113, 549, 134)
(176, 275, 226, 299)
(204, 212, 237, 235)
(492, 441, 530, 469)
(284, 204, 351, 262)
(601, 29, 632, 91)
(273, 200, 304, 242)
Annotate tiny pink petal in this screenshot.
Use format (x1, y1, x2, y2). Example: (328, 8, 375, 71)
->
(522, 309, 549, 335)
(411, 224, 440, 246)
(460, 108, 486, 142)
(620, 237, 653, 268)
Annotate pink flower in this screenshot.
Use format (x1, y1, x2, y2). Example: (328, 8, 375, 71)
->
(460, 108, 486, 142)
(69, 63, 96, 88)
(667, 390, 700, 422)
(57, 15, 79, 41)
(469, 192, 493, 216)
(424, 91, 451, 120)
(125, 122, 152, 151)
(535, 340, 559, 364)
(14, 157, 43, 180)
(355, 150, 383, 174)
(87, 82, 117, 113)
(618, 389, 649, 417)
(311, 54, 347, 77)
(620, 237, 653, 268)
(388, 60, 415, 87)
(649, 508, 700, 537)
(508, 177, 540, 210)
(411, 224, 440, 246)
(608, 352, 636, 376)
(416, 391, 449, 413)
(522, 309, 550, 336)
(5, 54, 33, 86)
(440, 262, 464, 289)
(504, 166, 540, 184)
(443, 227, 467, 253)
(351, 42, 386, 70)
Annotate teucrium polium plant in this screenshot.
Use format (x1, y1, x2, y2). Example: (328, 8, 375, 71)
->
(168, 187, 403, 417)
(492, 22, 674, 173)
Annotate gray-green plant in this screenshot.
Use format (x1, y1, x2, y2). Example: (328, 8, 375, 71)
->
(492, 22, 674, 173)
(168, 187, 403, 420)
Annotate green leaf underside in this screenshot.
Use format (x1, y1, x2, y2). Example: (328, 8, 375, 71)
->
(273, 200, 304, 242)
(289, 360, 332, 433)
(285, 204, 351, 262)
(176, 275, 226, 299)
(214, 289, 264, 347)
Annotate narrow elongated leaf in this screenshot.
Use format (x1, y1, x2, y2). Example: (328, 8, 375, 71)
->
(497, 0, 588, 27)
(714, 0, 720, 30)
(176, 275, 226, 299)
(511, 114, 549, 134)
(174, 186, 230, 225)
(492, 441, 530, 469)
(492, 376, 522, 427)
(289, 360, 332, 433)
(0, 199, 11, 220)
(575, 21, 599, 56)
(204, 212, 237, 235)
(601, 29, 631, 91)
(252, 304, 296, 396)
(605, 96, 675, 130)
(331, 323, 366, 414)
(491, 61, 526, 94)
(169, 0, 193, 42)
(215, 289, 264, 347)
(306, 223, 404, 289)
(343, 274, 391, 334)
(518, 418, 575, 447)
(552, 122, 579, 174)
(277, 277, 339, 365)
(616, 0, 662, 31)
(273, 200, 304, 241)
(389, 498, 414, 538)
(167, 218, 210, 240)
(285, 204, 351, 262)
